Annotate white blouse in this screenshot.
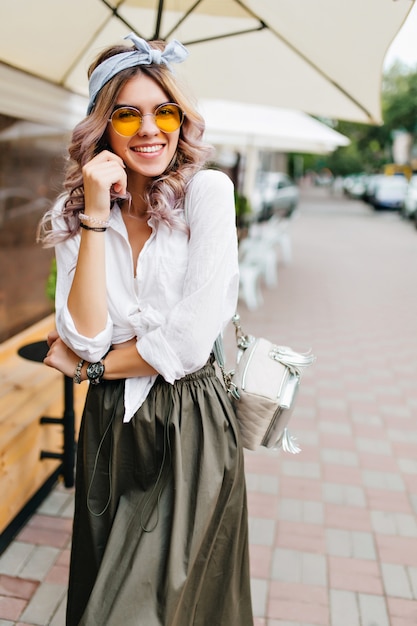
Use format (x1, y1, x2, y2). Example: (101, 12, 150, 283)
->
(54, 169, 239, 422)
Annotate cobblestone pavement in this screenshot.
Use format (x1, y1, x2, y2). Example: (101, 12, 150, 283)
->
(1, 187, 417, 625)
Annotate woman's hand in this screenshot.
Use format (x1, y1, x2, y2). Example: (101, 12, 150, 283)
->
(44, 332, 79, 378)
(82, 149, 127, 218)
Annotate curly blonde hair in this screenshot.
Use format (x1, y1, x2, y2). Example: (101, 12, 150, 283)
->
(39, 40, 213, 245)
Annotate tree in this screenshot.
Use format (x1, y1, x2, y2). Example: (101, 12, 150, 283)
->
(289, 62, 417, 177)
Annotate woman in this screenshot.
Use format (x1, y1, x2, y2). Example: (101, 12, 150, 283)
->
(40, 33, 253, 625)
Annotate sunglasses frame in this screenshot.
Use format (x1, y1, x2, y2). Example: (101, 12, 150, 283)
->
(108, 102, 185, 137)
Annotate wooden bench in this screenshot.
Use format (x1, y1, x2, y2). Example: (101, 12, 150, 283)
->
(0, 314, 86, 537)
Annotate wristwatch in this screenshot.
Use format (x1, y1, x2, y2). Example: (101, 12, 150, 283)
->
(86, 360, 105, 385)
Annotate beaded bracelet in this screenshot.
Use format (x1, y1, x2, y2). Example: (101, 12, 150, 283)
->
(79, 212, 110, 228)
(80, 223, 107, 232)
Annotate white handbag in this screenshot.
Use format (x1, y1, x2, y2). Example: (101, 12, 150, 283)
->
(214, 315, 315, 452)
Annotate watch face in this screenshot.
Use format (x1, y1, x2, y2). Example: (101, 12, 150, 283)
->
(87, 361, 104, 380)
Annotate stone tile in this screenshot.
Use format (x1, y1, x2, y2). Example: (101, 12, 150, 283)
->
(380, 406, 412, 419)
(249, 517, 276, 546)
(318, 421, 351, 435)
(278, 500, 324, 525)
(272, 549, 327, 587)
(295, 431, 319, 447)
(397, 459, 417, 475)
(387, 597, 417, 625)
(49, 593, 67, 626)
(358, 452, 399, 472)
(381, 564, 413, 599)
(0, 596, 27, 621)
(0, 575, 38, 600)
(402, 474, 417, 496)
(371, 511, 417, 537)
(251, 578, 268, 618)
(280, 461, 321, 480)
(55, 550, 70, 568)
(268, 582, 329, 625)
(247, 492, 279, 520)
(246, 472, 280, 495)
(25, 515, 72, 534)
(244, 450, 284, 476)
(325, 529, 376, 560)
(328, 556, 383, 595)
(329, 589, 360, 626)
(362, 470, 405, 492)
(276, 522, 325, 554)
(352, 423, 387, 439)
(356, 438, 392, 455)
(17, 526, 69, 551)
(322, 483, 366, 507)
(324, 504, 371, 532)
(319, 433, 356, 450)
(280, 478, 322, 502)
(409, 567, 417, 600)
(19, 582, 67, 625)
(366, 489, 412, 514)
(36, 490, 74, 517)
(0, 543, 34, 577)
(18, 547, 60, 582)
(320, 449, 358, 466)
(375, 535, 417, 567)
(60, 496, 75, 520)
(322, 464, 362, 485)
(411, 495, 417, 516)
(249, 545, 272, 579)
(388, 430, 417, 443)
(45, 563, 69, 586)
(351, 412, 382, 427)
(358, 593, 390, 626)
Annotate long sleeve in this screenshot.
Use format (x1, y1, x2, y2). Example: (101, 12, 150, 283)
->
(136, 169, 239, 382)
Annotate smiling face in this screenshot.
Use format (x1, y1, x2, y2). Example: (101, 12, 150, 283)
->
(107, 73, 181, 189)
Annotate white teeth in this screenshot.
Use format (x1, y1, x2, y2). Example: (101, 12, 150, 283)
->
(133, 145, 163, 153)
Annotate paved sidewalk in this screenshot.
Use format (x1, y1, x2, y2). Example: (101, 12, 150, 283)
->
(1, 187, 417, 625)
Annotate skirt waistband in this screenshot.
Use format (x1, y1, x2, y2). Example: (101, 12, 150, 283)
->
(159, 355, 216, 385)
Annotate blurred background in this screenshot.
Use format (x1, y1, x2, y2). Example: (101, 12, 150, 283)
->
(0, 0, 416, 343)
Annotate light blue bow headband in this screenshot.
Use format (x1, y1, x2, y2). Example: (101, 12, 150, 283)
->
(87, 33, 189, 114)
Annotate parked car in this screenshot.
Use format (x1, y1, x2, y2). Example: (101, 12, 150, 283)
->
(252, 172, 299, 221)
(370, 175, 408, 211)
(402, 174, 417, 219)
(363, 174, 385, 204)
(344, 174, 368, 199)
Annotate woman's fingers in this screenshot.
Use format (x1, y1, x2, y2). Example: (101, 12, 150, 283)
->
(44, 337, 78, 378)
(82, 151, 127, 211)
(46, 329, 60, 347)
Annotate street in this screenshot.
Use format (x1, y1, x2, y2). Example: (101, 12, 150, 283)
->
(242, 186, 417, 625)
(1, 186, 417, 625)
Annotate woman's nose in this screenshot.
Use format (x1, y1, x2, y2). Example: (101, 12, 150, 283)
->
(139, 113, 159, 134)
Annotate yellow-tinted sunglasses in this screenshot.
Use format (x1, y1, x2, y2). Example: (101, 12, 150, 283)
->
(109, 103, 184, 136)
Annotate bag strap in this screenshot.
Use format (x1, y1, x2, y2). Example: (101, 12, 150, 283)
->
(212, 333, 240, 400)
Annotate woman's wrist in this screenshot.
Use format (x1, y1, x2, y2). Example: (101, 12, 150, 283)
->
(74, 357, 108, 384)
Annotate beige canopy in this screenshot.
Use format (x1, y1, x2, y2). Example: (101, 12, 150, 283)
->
(0, 0, 414, 128)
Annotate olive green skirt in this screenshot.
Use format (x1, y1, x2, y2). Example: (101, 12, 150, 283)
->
(66, 361, 253, 626)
